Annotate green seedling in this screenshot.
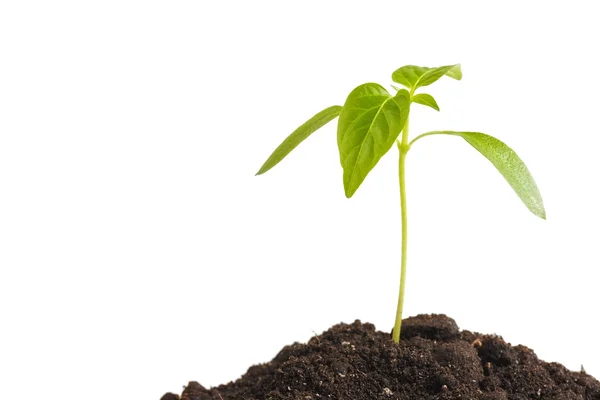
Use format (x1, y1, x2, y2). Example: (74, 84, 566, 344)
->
(256, 64, 545, 343)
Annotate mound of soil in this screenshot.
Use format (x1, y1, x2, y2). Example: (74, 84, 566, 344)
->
(162, 315, 599, 400)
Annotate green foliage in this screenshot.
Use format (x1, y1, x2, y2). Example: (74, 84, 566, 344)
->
(412, 93, 439, 111)
(410, 131, 545, 219)
(392, 64, 462, 90)
(256, 106, 342, 175)
(337, 84, 409, 197)
(256, 63, 545, 343)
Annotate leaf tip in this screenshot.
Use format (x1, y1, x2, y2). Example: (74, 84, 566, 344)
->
(343, 182, 357, 199)
(538, 208, 547, 220)
(528, 201, 546, 220)
(449, 64, 463, 80)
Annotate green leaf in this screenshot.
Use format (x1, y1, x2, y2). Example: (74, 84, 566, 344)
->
(444, 65, 463, 80)
(256, 105, 342, 175)
(409, 131, 546, 219)
(392, 64, 462, 90)
(412, 93, 440, 111)
(337, 84, 410, 198)
(391, 65, 428, 89)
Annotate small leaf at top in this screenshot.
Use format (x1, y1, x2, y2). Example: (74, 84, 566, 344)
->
(337, 84, 410, 198)
(409, 131, 545, 219)
(256, 105, 342, 175)
(412, 93, 440, 111)
(392, 64, 462, 90)
(391, 66, 429, 89)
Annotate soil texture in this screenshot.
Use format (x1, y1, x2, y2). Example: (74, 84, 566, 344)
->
(162, 314, 599, 400)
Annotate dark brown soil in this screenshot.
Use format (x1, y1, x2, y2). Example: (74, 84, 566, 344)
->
(162, 315, 599, 400)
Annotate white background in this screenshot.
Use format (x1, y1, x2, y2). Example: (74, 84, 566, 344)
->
(1, 1, 599, 399)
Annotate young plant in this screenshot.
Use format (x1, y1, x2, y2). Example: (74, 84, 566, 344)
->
(256, 64, 545, 343)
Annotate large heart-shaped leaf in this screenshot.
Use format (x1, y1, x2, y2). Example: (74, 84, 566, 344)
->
(409, 131, 546, 219)
(256, 105, 342, 175)
(337, 83, 410, 198)
(392, 64, 462, 90)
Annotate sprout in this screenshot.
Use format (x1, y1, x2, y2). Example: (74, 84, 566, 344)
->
(257, 64, 545, 342)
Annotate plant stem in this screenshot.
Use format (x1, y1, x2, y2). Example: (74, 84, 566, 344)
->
(392, 117, 410, 343)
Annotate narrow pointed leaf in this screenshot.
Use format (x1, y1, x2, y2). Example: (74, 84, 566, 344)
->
(337, 84, 409, 198)
(392, 64, 462, 90)
(412, 93, 440, 111)
(256, 105, 342, 175)
(410, 131, 545, 219)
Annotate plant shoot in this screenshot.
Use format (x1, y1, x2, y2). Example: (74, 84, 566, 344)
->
(256, 64, 545, 343)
